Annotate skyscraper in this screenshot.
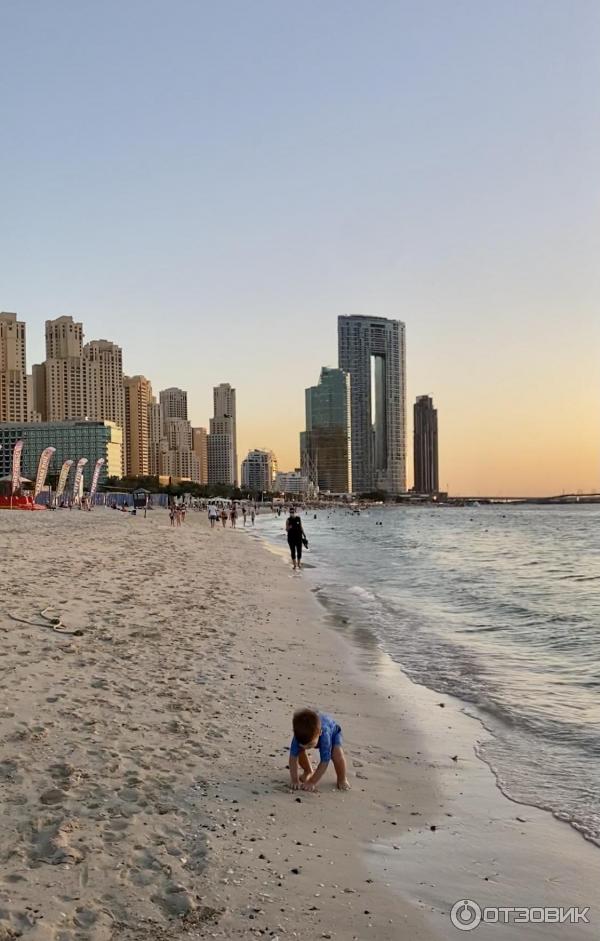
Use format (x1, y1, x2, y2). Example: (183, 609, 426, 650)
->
(166, 417, 192, 452)
(208, 383, 237, 486)
(123, 375, 153, 477)
(45, 315, 83, 360)
(413, 395, 439, 494)
(147, 397, 163, 476)
(156, 387, 199, 483)
(159, 387, 187, 426)
(0, 312, 28, 422)
(31, 363, 47, 420)
(207, 432, 235, 487)
(192, 427, 208, 485)
(338, 315, 406, 494)
(83, 340, 124, 433)
(300, 367, 351, 493)
(241, 449, 277, 492)
(40, 318, 126, 470)
(41, 316, 85, 422)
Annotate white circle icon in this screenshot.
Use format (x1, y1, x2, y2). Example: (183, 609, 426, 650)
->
(451, 899, 482, 931)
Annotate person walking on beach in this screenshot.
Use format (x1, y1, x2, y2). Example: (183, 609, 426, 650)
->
(286, 506, 307, 570)
(250, 508, 256, 526)
(208, 505, 218, 529)
(220, 507, 228, 528)
(242, 506, 247, 526)
(230, 504, 237, 528)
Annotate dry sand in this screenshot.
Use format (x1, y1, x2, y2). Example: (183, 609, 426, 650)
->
(1, 508, 598, 941)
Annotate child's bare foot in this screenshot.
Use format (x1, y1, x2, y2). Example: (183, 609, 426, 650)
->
(337, 778, 351, 790)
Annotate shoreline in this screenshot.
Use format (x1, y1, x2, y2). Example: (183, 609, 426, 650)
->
(257, 505, 600, 851)
(255, 516, 600, 938)
(1, 508, 598, 940)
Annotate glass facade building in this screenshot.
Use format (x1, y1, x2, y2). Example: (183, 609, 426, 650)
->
(413, 395, 439, 494)
(0, 420, 122, 488)
(300, 367, 352, 493)
(338, 315, 406, 494)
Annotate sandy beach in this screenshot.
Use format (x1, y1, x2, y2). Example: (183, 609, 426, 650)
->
(1, 508, 598, 940)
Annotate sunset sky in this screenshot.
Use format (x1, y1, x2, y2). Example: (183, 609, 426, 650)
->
(1, 1, 598, 496)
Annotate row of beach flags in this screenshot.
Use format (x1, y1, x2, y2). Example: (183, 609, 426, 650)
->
(9, 440, 105, 505)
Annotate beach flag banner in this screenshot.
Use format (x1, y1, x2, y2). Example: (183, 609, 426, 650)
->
(89, 458, 105, 497)
(11, 440, 24, 495)
(72, 457, 88, 502)
(55, 460, 73, 501)
(34, 447, 56, 499)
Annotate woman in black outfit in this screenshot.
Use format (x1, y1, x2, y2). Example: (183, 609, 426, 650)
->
(286, 507, 307, 570)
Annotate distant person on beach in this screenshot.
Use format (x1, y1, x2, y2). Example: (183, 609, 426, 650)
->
(169, 506, 176, 527)
(242, 506, 247, 526)
(286, 507, 307, 570)
(250, 508, 256, 526)
(289, 708, 350, 792)
(230, 505, 237, 528)
(220, 508, 228, 528)
(208, 505, 218, 528)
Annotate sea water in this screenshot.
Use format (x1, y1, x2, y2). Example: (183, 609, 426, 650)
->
(258, 504, 600, 847)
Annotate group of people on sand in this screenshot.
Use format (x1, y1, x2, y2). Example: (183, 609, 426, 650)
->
(207, 502, 256, 529)
(169, 503, 186, 527)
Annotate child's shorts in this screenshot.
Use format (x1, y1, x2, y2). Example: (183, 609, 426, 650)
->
(331, 725, 343, 750)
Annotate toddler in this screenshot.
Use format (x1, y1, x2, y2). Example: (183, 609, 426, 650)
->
(289, 708, 350, 791)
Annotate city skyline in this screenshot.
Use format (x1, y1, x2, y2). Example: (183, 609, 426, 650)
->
(1, 308, 598, 496)
(2, 3, 599, 496)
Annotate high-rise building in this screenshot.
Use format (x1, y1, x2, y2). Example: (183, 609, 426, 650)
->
(208, 382, 237, 486)
(241, 449, 277, 492)
(161, 447, 200, 483)
(147, 397, 163, 476)
(207, 433, 235, 487)
(123, 375, 153, 477)
(42, 316, 86, 422)
(192, 427, 208, 485)
(300, 367, 351, 493)
(159, 387, 188, 426)
(338, 315, 406, 494)
(41, 317, 125, 471)
(155, 389, 199, 483)
(413, 395, 439, 494)
(274, 469, 309, 494)
(165, 417, 192, 452)
(214, 383, 237, 480)
(45, 315, 83, 359)
(83, 340, 124, 432)
(25, 375, 41, 422)
(0, 312, 28, 422)
(31, 363, 47, 420)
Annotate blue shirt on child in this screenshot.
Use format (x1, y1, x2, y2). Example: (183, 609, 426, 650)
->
(290, 712, 342, 763)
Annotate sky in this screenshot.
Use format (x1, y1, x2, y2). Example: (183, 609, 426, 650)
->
(1, 0, 598, 496)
